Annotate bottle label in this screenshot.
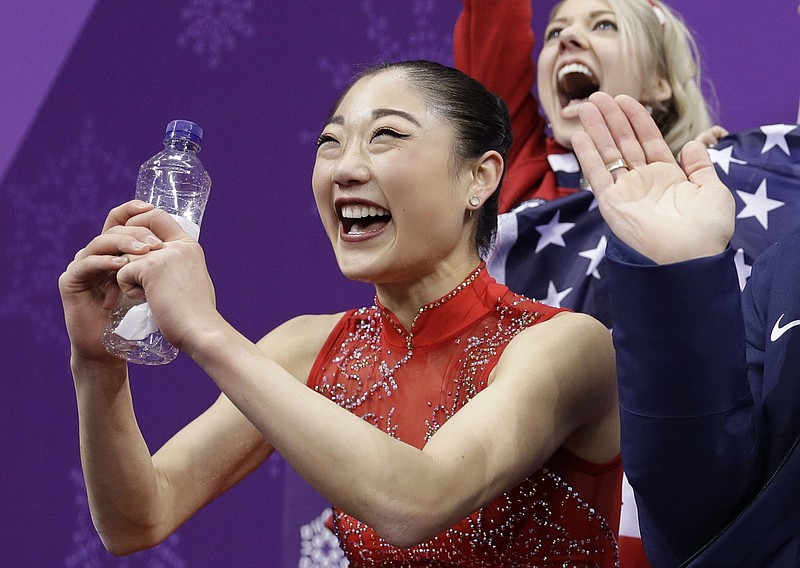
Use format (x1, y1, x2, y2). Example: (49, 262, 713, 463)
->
(114, 302, 159, 340)
(171, 214, 201, 240)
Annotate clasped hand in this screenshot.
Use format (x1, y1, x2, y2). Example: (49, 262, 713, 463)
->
(59, 200, 218, 362)
(571, 92, 735, 265)
(115, 203, 218, 351)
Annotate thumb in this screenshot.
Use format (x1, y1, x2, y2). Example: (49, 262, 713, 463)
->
(680, 141, 721, 188)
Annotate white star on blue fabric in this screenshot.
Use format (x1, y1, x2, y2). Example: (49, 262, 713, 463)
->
(534, 210, 575, 253)
(760, 124, 797, 156)
(708, 146, 747, 175)
(578, 235, 607, 279)
(734, 248, 752, 291)
(542, 281, 573, 308)
(547, 152, 580, 173)
(736, 179, 785, 230)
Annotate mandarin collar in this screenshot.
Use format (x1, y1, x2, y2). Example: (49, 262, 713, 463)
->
(375, 263, 497, 348)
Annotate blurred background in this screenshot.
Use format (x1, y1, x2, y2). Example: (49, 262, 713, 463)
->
(1, 1, 797, 565)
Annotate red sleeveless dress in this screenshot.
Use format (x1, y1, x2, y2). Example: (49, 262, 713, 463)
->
(308, 264, 622, 567)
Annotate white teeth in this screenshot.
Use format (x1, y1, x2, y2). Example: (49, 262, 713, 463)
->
(557, 63, 594, 81)
(341, 205, 389, 219)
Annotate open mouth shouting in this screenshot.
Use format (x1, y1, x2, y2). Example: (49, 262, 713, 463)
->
(339, 201, 392, 241)
(557, 62, 600, 117)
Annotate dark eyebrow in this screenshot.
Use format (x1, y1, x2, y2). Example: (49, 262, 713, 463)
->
(372, 108, 422, 126)
(323, 108, 422, 129)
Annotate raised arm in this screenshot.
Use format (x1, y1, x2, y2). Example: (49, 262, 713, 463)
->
(571, 93, 760, 565)
(455, 0, 539, 132)
(454, 0, 553, 210)
(59, 202, 276, 554)
(114, 207, 619, 548)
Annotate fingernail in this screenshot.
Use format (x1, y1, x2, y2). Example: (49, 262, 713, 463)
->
(145, 235, 162, 245)
(131, 241, 147, 251)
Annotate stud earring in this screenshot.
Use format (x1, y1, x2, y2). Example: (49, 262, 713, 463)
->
(469, 195, 481, 207)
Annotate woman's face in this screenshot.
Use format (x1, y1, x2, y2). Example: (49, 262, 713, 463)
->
(537, 0, 666, 148)
(312, 70, 474, 285)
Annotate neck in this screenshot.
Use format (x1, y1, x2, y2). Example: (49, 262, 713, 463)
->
(375, 259, 484, 330)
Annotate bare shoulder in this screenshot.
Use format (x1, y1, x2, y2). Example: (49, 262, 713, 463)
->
(255, 312, 346, 384)
(500, 311, 613, 371)
(494, 311, 618, 460)
(492, 311, 614, 393)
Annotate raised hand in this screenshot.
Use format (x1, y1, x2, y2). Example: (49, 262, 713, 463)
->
(571, 92, 735, 265)
(59, 200, 162, 363)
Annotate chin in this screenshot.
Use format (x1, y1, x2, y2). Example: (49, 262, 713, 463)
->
(335, 256, 385, 285)
(545, 110, 580, 150)
(551, 126, 576, 150)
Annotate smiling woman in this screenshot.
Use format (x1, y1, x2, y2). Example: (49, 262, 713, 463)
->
(59, 60, 622, 566)
(312, 62, 511, 283)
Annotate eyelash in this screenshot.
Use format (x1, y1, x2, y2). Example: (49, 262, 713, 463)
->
(545, 27, 561, 41)
(371, 127, 408, 140)
(316, 134, 335, 148)
(315, 128, 408, 148)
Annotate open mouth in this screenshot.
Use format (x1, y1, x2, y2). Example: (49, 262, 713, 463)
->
(340, 204, 392, 235)
(557, 63, 600, 110)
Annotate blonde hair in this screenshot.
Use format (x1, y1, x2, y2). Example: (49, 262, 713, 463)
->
(551, 0, 715, 156)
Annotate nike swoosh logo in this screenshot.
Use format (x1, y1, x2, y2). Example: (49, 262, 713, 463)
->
(770, 314, 800, 342)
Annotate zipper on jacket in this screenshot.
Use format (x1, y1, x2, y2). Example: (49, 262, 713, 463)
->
(678, 432, 800, 567)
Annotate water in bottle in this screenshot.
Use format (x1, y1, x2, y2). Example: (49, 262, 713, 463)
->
(103, 119, 212, 365)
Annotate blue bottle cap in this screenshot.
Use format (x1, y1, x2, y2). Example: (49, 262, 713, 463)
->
(165, 120, 203, 144)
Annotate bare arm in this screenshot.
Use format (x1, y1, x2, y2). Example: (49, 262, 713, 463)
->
(60, 201, 171, 552)
(60, 202, 329, 554)
(74, 375, 271, 554)
(184, 310, 617, 547)
(113, 211, 619, 546)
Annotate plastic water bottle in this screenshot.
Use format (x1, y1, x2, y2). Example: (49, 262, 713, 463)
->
(103, 119, 212, 365)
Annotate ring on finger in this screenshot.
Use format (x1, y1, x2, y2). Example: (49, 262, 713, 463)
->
(605, 158, 628, 173)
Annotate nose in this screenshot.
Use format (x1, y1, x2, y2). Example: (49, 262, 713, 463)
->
(331, 142, 370, 188)
(557, 24, 587, 51)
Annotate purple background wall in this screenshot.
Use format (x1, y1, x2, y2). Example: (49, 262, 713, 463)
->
(0, 1, 797, 566)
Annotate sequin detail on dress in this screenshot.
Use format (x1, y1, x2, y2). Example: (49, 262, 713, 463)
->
(310, 265, 621, 567)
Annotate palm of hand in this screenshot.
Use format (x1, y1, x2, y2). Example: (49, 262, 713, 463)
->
(597, 161, 735, 265)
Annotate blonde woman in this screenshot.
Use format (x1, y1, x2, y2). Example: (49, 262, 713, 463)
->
(455, 0, 722, 211)
(455, 1, 724, 565)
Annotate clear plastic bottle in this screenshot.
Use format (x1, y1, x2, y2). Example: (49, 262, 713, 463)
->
(103, 119, 212, 365)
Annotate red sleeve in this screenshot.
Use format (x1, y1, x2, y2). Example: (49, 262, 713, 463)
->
(454, 0, 555, 212)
